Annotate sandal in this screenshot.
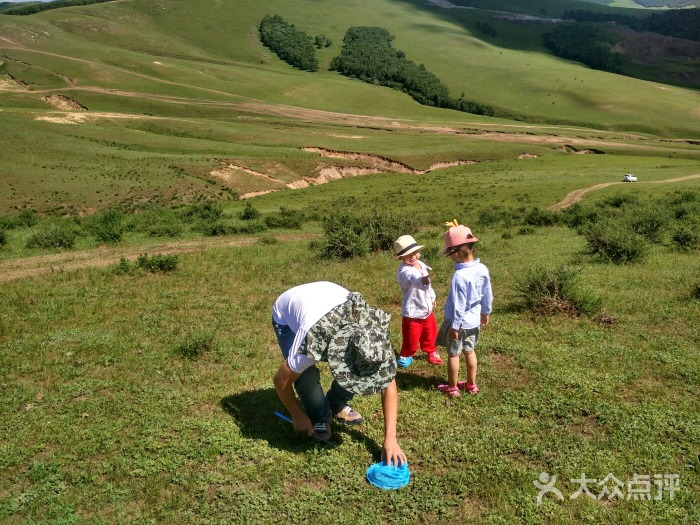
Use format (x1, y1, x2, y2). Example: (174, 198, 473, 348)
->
(437, 384, 461, 398)
(457, 381, 480, 394)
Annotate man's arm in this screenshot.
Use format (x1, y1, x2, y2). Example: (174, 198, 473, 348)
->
(380, 379, 407, 466)
(273, 361, 313, 436)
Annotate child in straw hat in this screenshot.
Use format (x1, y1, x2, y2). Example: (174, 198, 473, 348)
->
(436, 221, 493, 398)
(393, 235, 442, 368)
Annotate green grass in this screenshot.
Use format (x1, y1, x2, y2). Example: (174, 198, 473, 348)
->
(1, 221, 698, 524)
(1, 1, 699, 522)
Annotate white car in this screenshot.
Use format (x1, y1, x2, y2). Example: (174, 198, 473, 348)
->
(623, 173, 638, 182)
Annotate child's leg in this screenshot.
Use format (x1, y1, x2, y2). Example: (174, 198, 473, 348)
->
(462, 327, 480, 388)
(464, 350, 478, 386)
(447, 354, 461, 387)
(418, 312, 438, 354)
(400, 317, 422, 357)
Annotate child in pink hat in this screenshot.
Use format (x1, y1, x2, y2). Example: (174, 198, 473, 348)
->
(393, 234, 442, 368)
(436, 221, 493, 397)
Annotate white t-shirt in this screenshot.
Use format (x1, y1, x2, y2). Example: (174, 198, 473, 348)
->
(272, 281, 350, 373)
(397, 261, 435, 319)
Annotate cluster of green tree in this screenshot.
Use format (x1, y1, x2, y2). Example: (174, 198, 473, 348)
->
(329, 26, 494, 116)
(543, 24, 622, 73)
(563, 8, 699, 41)
(259, 15, 318, 72)
(2, 0, 114, 15)
(475, 21, 498, 37)
(314, 33, 332, 49)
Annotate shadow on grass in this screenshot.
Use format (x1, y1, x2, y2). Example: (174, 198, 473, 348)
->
(220, 388, 381, 459)
(394, 366, 443, 391)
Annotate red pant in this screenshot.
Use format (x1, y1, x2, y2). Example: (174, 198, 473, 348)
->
(400, 312, 438, 357)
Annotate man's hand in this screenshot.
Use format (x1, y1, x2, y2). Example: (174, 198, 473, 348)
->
(292, 413, 314, 437)
(382, 438, 407, 467)
(448, 327, 459, 340)
(481, 314, 490, 326)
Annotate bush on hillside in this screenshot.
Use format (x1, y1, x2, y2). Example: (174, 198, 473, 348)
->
(514, 265, 601, 317)
(259, 15, 319, 72)
(239, 202, 261, 221)
(0, 228, 6, 247)
(26, 221, 78, 250)
(671, 218, 700, 251)
(317, 211, 418, 259)
(182, 201, 224, 223)
(524, 207, 560, 227)
(84, 209, 125, 243)
(136, 253, 179, 273)
(624, 204, 670, 243)
(264, 207, 305, 229)
(0, 209, 38, 229)
(582, 219, 648, 264)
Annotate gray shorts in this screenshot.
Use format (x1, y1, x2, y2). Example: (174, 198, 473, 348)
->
(436, 318, 480, 356)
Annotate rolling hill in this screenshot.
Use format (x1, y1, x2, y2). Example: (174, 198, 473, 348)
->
(0, 0, 698, 215)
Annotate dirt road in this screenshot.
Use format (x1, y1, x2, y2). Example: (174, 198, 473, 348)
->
(549, 173, 700, 211)
(0, 233, 318, 284)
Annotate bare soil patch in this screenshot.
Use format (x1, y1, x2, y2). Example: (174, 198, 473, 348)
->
(42, 94, 87, 111)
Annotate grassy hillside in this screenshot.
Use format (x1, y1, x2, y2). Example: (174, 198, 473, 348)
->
(1, 2, 700, 523)
(1, 0, 699, 214)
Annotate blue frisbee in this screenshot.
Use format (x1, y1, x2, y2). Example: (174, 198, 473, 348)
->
(366, 461, 411, 490)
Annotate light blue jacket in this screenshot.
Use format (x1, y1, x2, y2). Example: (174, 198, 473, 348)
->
(443, 259, 493, 330)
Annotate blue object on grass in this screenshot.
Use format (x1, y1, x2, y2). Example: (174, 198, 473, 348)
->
(397, 356, 413, 368)
(274, 411, 293, 424)
(366, 461, 411, 490)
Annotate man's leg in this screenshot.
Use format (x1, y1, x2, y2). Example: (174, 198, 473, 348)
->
(273, 320, 330, 425)
(327, 380, 362, 425)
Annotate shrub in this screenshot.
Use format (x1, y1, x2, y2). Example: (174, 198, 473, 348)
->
(129, 207, 183, 238)
(2, 209, 38, 229)
(599, 194, 640, 209)
(112, 257, 134, 275)
(623, 204, 669, 242)
(582, 219, 648, 264)
(317, 211, 418, 259)
(182, 202, 223, 223)
(264, 207, 305, 229)
(26, 221, 77, 249)
(524, 207, 559, 227)
(318, 214, 371, 259)
(477, 207, 516, 228)
(136, 253, 179, 273)
(0, 228, 6, 247)
(175, 330, 216, 360)
(239, 202, 261, 221)
(671, 219, 700, 252)
(85, 209, 125, 243)
(561, 203, 604, 230)
(514, 265, 601, 316)
(517, 226, 536, 236)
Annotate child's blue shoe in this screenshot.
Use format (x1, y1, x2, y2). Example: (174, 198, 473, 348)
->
(397, 356, 413, 368)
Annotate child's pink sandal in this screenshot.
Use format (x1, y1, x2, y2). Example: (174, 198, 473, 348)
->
(437, 384, 461, 398)
(457, 381, 480, 394)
